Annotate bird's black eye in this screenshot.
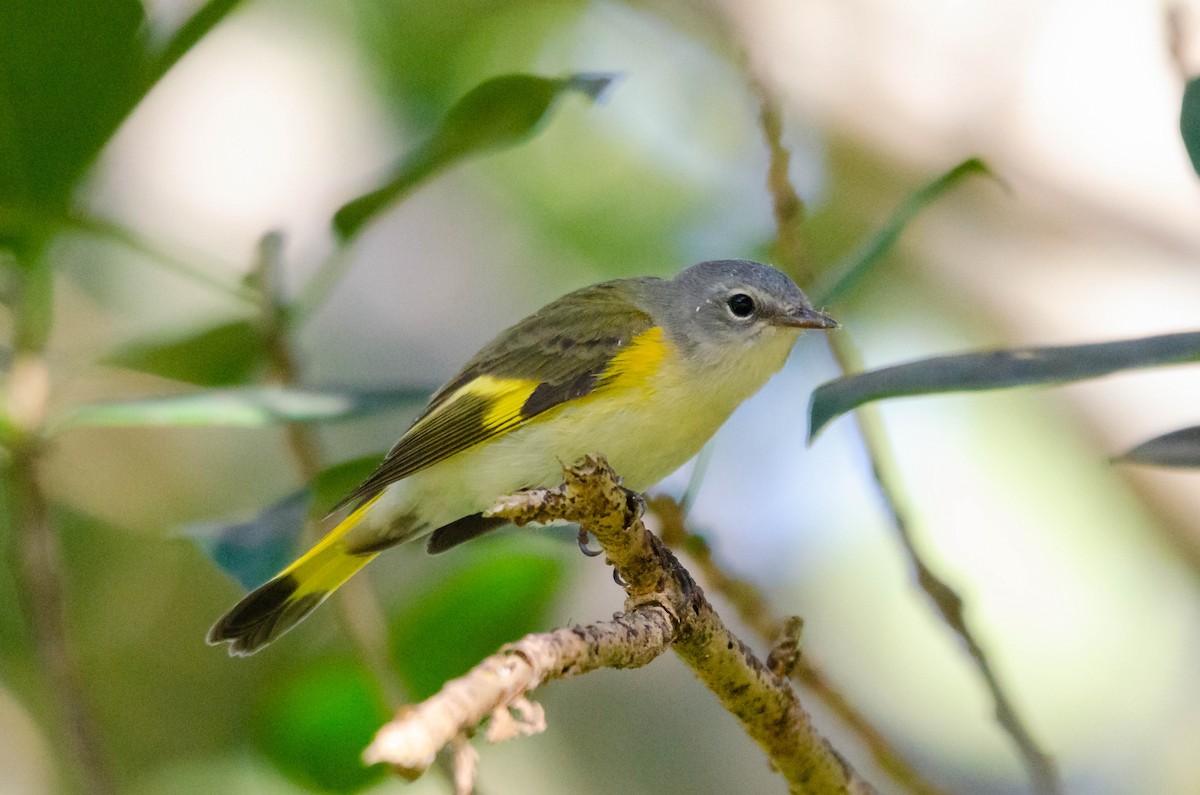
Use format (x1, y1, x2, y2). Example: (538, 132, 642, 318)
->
(727, 293, 755, 318)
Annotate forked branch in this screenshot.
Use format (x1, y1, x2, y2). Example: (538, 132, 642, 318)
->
(364, 455, 875, 794)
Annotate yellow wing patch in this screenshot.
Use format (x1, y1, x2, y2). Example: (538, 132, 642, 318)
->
(598, 326, 668, 389)
(335, 326, 670, 511)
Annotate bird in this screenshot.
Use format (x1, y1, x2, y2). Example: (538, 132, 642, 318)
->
(207, 259, 835, 655)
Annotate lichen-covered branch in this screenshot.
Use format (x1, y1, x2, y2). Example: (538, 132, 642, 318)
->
(365, 455, 875, 794)
(651, 495, 949, 795)
(365, 606, 673, 776)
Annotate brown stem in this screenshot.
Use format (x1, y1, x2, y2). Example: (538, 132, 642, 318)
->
(744, 66, 1060, 795)
(827, 335, 1061, 795)
(8, 341, 114, 795)
(748, 74, 812, 284)
(651, 496, 949, 795)
(250, 233, 404, 706)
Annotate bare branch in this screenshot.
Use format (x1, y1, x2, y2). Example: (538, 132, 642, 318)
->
(366, 455, 875, 794)
(747, 74, 812, 284)
(6, 263, 114, 794)
(744, 65, 1060, 795)
(827, 334, 1060, 795)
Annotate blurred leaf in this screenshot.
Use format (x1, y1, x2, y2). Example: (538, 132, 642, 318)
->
(105, 319, 265, 386)
(390, 541, 564, 699)
(152, 0, 250, 83)
(188, 455, 389, 589)
(49, 385, 431, 434)
(1115, 426, 1200, 469)
(810, 331, 1200, 440)
(1181, 77, 1200, 178)
(253, 658, 389, 793)
(0, 0, 148, 221)
(333, 72, 615, 239)
(186, 489, 311, 590)
(813, 158, 995, 305)
(310, 455, 385, 517)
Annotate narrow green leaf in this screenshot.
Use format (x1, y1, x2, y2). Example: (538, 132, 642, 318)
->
(0, 0, 148, 217)
(390, 540, 564, 699)
(0, 207, 257, 303)
(49, 385, 430, 434)
(105, 319, 264, 386)
(332, 72, 615, 240)
(253, 659, 389, 793)
(151, 0, 249, 85)
(1181, 77, 1200, 178)
(813, 158, 996, 305)
(187, 489, 310, 590)
(309, 454, 385, 517)
(1115, 426, 1200, 469)
(810, 331, 1200, 440)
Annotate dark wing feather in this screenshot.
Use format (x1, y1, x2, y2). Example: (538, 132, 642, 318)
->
(334, 279, 659, 511)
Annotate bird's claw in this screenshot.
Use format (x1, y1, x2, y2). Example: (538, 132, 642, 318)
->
(577, 527, 603, 557)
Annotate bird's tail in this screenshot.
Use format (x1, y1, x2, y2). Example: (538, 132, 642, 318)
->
(207, 497, 380, 656)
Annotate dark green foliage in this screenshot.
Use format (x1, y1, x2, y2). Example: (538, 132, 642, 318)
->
(105, 319, 265, 387)
(1115, 426, 1200, 468)
(333, 73, 614, 239)
(0, 0, 148, 220)
(1181, 77, 1200, 178)
(252, 659, 390, 793)
(390, 541, 565, 699)
(810, 331, 1200, 439)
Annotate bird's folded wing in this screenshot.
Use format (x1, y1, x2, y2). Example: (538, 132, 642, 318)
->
(333, 280, 661, 511)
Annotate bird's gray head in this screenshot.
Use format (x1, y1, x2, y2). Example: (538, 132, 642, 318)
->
(651, 260, 835, 362)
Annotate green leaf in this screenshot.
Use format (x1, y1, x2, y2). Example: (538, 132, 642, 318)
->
(105, 319, 265, 386)
(813, 158, 996, 305)
(151, 0, 250, 85)
(253, 658, 389, 793)
(390, 540, 565, 699)
(1181, 77, 1200, 178)
(332, 72, 615, 240)
(309, 455, 385, 517)
(49, 385, 431, 435)
(0, 0, 149, 220)
(1115, 426, 1200, 469)
(809, 331, 1200, 440)
(188, 455, 387, 590)
(186, 489, 311, 590)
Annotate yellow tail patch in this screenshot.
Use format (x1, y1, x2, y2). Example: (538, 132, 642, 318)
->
(207, 495, 381, 656)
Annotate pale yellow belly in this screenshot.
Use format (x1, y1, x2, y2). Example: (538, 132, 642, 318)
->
(359, 328, 798, 542)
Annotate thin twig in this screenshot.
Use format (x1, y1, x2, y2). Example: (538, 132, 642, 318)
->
(6, 259, 114, 794)
(746, 69, 1061, 795)
(651, 496, 949, 795)
(252, 233, 403, 705)
(0, 206, 257, 304)
(828, 335, 1061, 794)
(368, 456, 875, 794)
(747, 74, 812, 285)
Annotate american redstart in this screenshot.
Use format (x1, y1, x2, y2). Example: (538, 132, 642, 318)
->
(208, 259, 835, 655)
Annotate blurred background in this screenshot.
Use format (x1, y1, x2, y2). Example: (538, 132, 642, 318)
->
(3, 0, 1200, 793)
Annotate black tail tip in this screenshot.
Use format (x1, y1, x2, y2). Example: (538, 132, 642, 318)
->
(207, 575, 324, 656)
